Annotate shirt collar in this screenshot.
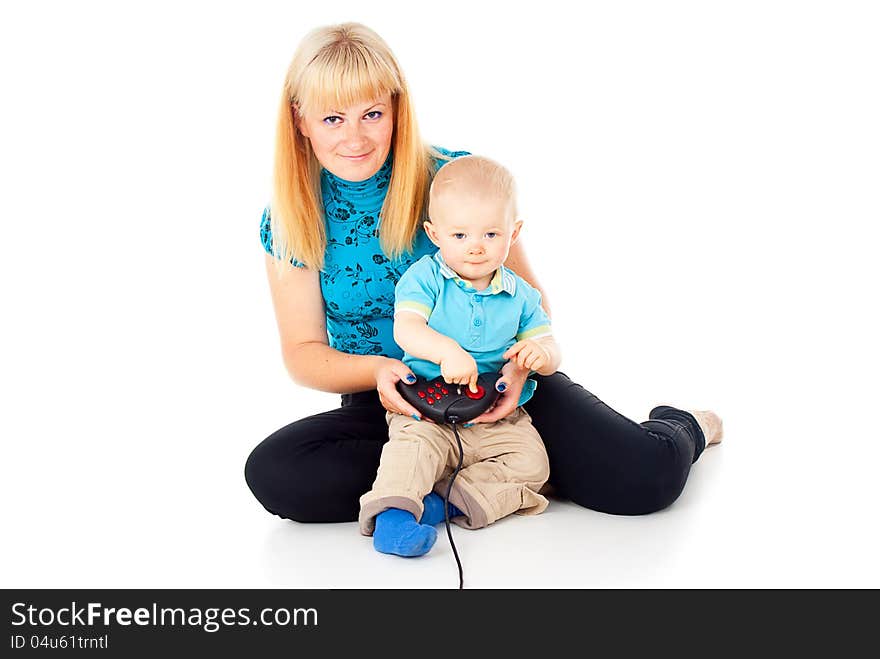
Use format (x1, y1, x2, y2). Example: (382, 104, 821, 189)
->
(433, 251, 516, 295)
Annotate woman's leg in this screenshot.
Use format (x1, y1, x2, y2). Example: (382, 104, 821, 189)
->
(523, 372, 707, 515)
(244, 391, 388, 522)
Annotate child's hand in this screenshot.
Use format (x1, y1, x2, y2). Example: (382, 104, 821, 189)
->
(504, 339, 551, 372)
(439, 347, 479, 392)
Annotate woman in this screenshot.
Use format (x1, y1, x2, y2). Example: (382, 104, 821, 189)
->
(245, 22, 722, 524)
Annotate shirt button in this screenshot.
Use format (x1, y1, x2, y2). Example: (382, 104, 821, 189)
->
(474, 319, 482, 326)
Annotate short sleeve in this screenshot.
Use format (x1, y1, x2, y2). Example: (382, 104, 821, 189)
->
(394, 257, 440, 321)
(516, 282, 553, 341)
(430, 146, 471, 174)
(260, 207, 305, 268)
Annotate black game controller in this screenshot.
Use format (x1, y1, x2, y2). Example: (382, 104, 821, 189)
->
(396, 373, 501, 424)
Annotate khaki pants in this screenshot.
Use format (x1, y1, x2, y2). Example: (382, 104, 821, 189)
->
(359, 407, 550, 535)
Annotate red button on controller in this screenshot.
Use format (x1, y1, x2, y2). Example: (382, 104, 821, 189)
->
(465, 385, 485, 400)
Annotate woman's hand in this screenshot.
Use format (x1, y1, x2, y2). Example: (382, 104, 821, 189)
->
(373, 357, 425, 419)
(469, 359, 531, 424)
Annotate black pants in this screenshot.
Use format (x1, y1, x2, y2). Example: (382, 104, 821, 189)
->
(244, 372, 706, 522)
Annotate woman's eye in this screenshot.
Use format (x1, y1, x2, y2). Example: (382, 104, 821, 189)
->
(322, 115, 342, 126)
(485, 232, 498, 239)
(453, 233, 466, 240)
(364, 110, 383, 120)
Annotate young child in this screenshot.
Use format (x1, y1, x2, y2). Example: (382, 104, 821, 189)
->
(358, 155, 562, 557)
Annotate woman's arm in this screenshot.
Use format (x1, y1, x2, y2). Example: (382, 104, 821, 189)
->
(264, 255, 420, 417)
(265, 254, 380, 392)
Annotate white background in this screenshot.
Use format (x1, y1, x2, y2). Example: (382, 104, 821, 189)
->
(1, 0, 878, 588)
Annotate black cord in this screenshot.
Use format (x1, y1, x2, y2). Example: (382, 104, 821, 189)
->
(445, 417, 465, 589)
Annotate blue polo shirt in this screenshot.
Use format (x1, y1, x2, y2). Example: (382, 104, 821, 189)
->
(394, 251, 552, 406)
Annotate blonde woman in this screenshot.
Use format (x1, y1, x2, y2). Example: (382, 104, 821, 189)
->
(246, 23, 722, 526)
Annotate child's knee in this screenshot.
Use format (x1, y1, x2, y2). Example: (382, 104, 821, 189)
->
(502, 449, 550, 485)
(528, 454, 551, 485)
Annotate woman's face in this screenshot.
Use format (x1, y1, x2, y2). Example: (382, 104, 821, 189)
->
(297, 93, 394, 182)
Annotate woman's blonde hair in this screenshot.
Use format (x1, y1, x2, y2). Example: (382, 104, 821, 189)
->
(271, 22, 439, 270)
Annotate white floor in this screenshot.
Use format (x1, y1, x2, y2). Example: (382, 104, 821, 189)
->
(4, 376, 878, 589)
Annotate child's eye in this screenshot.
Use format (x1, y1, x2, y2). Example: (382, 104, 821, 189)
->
(453, 233, 466, 240)
(485, 232, 498, 239)
(364, 110, 383, 120)
(322, 115, 343, 126)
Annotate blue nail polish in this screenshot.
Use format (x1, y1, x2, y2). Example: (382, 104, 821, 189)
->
(412, 414, 421, 421)
(497, 382, 507, 392)
(463, 422, 474, 428)
(405, 374, 416, 383)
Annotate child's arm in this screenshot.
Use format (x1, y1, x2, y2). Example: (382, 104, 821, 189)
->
(394, 312, 480, 391)
(506, 274, 561, 377)
(393, 311, 459, 364)
(504, 335, 561, 376)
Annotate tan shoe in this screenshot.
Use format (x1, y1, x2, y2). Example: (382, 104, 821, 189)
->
(688, 410, 723, 446)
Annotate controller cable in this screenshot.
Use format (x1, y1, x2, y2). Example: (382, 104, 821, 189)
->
(445, 415, 465, 589)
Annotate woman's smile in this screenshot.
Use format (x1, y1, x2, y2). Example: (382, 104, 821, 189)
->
(340, 151, 373, 161)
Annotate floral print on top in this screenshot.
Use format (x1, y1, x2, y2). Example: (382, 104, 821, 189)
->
(260, 147, 470, 358)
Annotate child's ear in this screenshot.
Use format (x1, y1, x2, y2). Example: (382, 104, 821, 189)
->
(510, 219, 524, 245)
(423, 220, 441, 247)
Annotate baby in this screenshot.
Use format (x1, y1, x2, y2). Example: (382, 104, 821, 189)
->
(358, 155, 562, 557)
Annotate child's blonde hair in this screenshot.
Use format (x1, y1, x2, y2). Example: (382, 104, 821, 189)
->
(271, 22, 443, 270)
(428, 155, 518, 222)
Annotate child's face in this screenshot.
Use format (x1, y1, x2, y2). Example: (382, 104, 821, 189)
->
(424, 194, 522, 286)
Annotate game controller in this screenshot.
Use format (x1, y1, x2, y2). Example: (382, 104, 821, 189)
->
(396, 373, 502, 424)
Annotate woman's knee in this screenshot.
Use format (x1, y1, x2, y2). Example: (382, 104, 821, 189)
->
(560, 457, 690, 515)
(244, 414, 383, 523)
(244, 432, 321, 522)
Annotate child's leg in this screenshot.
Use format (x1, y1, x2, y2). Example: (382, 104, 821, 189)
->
(359, 413, 457, 556)
(435, 408, 550, 530)
(419, 492, 463, 526)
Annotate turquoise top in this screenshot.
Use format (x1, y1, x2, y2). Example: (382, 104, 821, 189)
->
(394, 252, 552, 405)
(260, 147, 470, 357)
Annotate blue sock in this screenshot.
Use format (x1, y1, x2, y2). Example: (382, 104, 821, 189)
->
(419, 492, 463, 526)
(373, 508, 437, 557)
